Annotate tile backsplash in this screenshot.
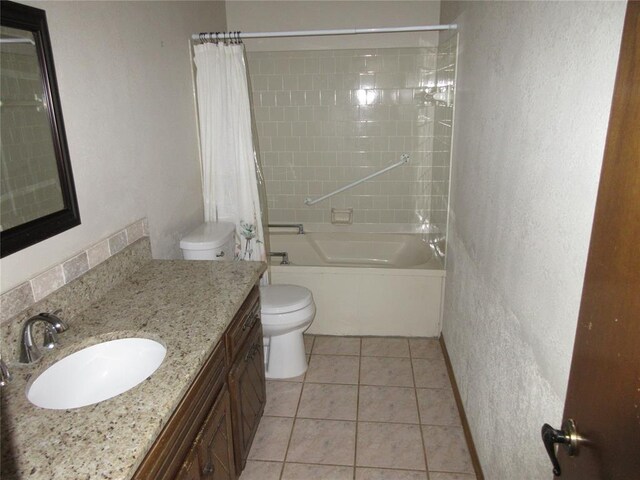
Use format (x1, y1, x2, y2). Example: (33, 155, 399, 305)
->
(246, 47, 452, 232)
(0, 218, 148, 324)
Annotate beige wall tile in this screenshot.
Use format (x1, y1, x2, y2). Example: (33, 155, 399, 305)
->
(248, 47, 454, 232)
(87, 240, 111, 269)
(31, 266, 64, 302)
(62, 252, 89, 283)
(0, 219, 149, 324)
(0, 282, 34, 324)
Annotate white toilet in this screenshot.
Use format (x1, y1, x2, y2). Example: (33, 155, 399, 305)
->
(260, 284, 315, 379)
(180, 222, 316, 379)
(180, 221, 235, 260)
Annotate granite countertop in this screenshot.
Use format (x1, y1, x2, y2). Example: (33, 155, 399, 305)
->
(1, 259, 266, 479)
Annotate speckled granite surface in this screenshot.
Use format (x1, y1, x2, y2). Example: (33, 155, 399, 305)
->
(1, 238, 153, 361)
(0, 258, 266, 479)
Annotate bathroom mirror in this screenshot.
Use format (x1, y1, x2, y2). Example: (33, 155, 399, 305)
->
(0, 1, 80, 257)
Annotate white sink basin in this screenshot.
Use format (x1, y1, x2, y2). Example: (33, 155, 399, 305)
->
(27, 338, 166, 410)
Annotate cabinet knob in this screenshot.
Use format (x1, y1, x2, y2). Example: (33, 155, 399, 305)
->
(202, 461, 215, 476)
(244, 343, 260, 362)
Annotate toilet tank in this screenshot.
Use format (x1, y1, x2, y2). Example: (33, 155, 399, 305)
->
(180, 221, 235, 260)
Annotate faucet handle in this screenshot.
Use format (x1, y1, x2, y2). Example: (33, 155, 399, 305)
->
(42, 324, 60, 350)
(41, 310, 68, 333)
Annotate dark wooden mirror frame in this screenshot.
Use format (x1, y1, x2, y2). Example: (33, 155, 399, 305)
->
(0, 0, 80, 258)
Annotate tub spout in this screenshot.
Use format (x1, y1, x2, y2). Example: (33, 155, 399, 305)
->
(269, 251, 290, 265)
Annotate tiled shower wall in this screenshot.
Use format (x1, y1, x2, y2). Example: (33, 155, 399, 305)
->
(0, 45, 64, 230)
(246, 47, 453, 233)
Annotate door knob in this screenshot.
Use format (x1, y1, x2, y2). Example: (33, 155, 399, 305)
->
(541, 418, 582, 476)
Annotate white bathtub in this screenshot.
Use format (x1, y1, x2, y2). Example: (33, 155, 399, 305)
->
(269, 231, 445, 337)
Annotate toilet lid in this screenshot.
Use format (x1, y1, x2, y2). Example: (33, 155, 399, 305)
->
(180, 221, 235, 250)
(260, 285, 313, 314)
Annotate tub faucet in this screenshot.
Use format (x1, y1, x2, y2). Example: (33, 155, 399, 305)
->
(269, 251, 290, 265)
(20, 310, 68, 364)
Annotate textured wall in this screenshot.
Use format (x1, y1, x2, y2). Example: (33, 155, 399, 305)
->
(247, 47, 451, 229)
(439, 1, 626, 478)
(0, 1, 226, 293)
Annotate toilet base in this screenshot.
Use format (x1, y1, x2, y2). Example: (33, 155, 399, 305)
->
(264, 326, 308, 379)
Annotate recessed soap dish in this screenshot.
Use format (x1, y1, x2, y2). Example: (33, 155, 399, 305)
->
(331, 208, 353, 225)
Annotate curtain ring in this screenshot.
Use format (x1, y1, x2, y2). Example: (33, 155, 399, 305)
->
(215, 32, 219, 45)
(238, 31, 243, 44)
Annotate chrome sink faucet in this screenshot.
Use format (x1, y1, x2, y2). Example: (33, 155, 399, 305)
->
(20, 311, 68, 364)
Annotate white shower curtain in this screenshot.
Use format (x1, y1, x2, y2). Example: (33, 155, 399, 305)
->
(194, 43, 266, 263)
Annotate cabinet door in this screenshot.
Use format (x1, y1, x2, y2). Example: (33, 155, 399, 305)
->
(229, 323, 266, 473)
(134, 342, 227, 480)
(176, 447, 201, 480)
(197, 389, 236, 480)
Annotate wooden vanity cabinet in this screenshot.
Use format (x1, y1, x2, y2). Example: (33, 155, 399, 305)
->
(134, 285, 264, 480)
(134, 340, 227, 480)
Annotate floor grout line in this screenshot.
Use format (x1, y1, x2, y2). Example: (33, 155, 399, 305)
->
(261, 413, 461, 428)
(278, 336, 312, 480)
(353, 337, 362, 479)
(410, 343, 432, 479)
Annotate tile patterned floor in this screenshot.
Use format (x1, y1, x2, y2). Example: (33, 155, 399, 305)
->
(241, 336, 476, 480)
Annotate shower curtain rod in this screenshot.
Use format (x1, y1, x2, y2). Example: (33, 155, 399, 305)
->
(191, 24, 457, 42)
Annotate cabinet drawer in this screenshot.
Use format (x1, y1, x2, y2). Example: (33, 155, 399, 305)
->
(134, 341, 227, 480)
(225, 285, 260, 363)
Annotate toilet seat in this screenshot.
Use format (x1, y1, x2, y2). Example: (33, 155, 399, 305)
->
(260, 285, 313, 315)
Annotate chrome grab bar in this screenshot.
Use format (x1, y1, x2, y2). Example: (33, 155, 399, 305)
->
(304, 154, 409, 206)
(269, 251, 290, 265)
(268, 223, 304, 235)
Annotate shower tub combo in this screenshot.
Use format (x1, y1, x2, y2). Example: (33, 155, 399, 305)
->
(268, 228, 445, 337)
